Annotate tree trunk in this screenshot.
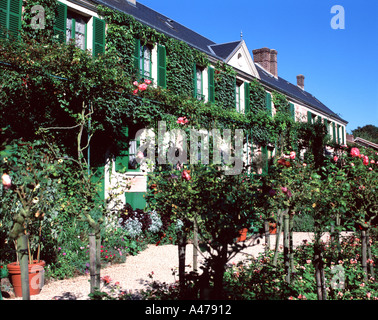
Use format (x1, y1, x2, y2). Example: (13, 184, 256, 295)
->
(177, 230, 187, 296)
(193, 217, 199, 273)
(264, 220, 270, 253)
(367, 230, 375, 279)
(89, 232, 97, 294)
(289, 212, 295, 277)
(314, 242, 323, 300)
(17, 234, 30, 300)
(213, 242, 228, 299)
(273, 209, 284, 267)
(283, 211, 290, 283)
(361, 229, 368, 282)
(95, 229, 101, 289)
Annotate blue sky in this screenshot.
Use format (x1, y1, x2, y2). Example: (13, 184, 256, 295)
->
(138, 0, 378, 133)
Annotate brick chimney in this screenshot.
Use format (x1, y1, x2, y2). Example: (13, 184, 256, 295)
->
(252, 47, 278, 78)
(297, 74, 305, 90)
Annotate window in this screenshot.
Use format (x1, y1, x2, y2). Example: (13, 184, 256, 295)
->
(116, 126, 145, 172)
(193, 65, 204, 101)
(140, 44, 152, 81)
(54, 2, 105, 57)
(0, 0, 22, 39)
(235, 83, 241, 112)
(66, 11, 87, 50)
(133, 39, 153, 82)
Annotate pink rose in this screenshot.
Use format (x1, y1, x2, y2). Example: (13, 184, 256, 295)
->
(371, 160, 375, 164)
(281, 187, 288, 193)
(2, 173, 11, 189)
(133, 81, 139, 86)
(290, 151, 296, 160)
(177, 117, 188, 124)
(138, 83, 148, 91)
(333, 156, 338, 162)
(144, 79, 152, 85)
(350, 163, 354, 167)
(350, 147, 360, 158)
(363, 156, 369, 166)
(369, 167, 372, 171)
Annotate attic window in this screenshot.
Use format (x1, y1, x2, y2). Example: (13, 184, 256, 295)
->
(158, 17, 175, 29)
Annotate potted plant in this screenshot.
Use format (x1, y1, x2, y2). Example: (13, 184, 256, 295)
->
(1, 140, 66, 297)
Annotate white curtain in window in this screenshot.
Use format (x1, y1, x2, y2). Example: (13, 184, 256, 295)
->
(75, 17, 86, 50)
(196, 68, 202, 98)
(66, 17, 72, 41)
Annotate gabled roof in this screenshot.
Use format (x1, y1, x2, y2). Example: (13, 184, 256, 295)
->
(209, 41, 243, 61)
(256, 65, 347, 124)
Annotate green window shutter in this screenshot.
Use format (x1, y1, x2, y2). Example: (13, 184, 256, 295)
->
(341, 126, 345, 144)
(332, 122, 336, 143)
(116, 127, 130, 172)
(324, 118, 329, 134)
(289, 103, 295, 120)
(133, 38, 141, 78)
(157, 44, 167, 88)
(244, 82, 250, 113)
(93, 16, 105, 57)
(192, 63, 197, 98)
(0, 0, 22, 39)
(208, 67, 215, 103)
(307, 111, 312, 124)
(265, 92, 272, 114)
(262, 145, 268, 175)
(53, 2, 67, 43)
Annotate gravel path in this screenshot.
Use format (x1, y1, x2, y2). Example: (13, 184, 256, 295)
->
(4, 232, 344, 300)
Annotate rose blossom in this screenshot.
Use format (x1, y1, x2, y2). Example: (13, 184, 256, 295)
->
(333, 156, 338, 162)
(2, 173, 11, 189)
(363, 156, 369, 166)
(290, 151, 296, 159)
(177, 117, 188, 124)
(138, 83, 148, 91)
(350, 147, 360, 158)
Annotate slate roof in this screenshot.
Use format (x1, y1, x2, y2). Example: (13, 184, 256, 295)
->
(93, 0, 217, 57)
(209, 41, 242, 60)
(256, 65, 347, 123)
(92, 0, 347, 124)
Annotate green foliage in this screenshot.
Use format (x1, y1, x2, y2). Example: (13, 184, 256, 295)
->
(352, 124, 378, 144)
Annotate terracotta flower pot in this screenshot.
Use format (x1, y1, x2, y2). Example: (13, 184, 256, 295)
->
(269, 222, 277, 234)
(7, 260, 45, 297)
(237, 228, 248, 242)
